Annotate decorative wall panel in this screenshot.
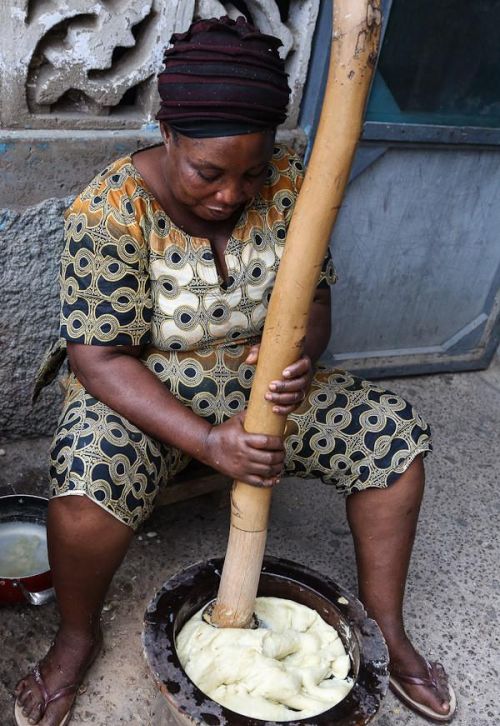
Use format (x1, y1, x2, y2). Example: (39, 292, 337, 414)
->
(0, 0, 319, 130)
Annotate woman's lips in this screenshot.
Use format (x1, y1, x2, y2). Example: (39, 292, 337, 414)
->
(205, 205, 239, 219)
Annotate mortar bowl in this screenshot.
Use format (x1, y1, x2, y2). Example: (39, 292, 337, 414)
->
(143, 557, 389, 725)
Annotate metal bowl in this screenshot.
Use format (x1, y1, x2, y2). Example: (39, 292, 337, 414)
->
(143, 557, 389, 725)
(0, 495, 54, 606)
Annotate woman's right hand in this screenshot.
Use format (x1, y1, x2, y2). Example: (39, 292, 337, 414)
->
(204, 413, 285, 487)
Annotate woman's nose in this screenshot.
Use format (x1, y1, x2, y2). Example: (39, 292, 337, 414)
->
(215, 180, 246, 207)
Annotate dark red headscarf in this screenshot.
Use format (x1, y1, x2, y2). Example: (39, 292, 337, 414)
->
(156, 16, 290, 137)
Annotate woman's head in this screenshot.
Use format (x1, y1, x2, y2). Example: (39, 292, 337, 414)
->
(160, 126, 275, 223)
(156, 16, 290, 138)
(156, 16, 290, 223)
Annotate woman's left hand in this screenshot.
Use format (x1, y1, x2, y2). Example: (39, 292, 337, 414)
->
(245, 344, 313, 415)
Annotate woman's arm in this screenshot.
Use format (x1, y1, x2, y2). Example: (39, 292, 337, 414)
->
(67, 343, 284, 487)
(303, 287, 331, 364)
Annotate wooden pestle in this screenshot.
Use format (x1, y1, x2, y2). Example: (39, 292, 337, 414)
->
(209, 0, 382, 629)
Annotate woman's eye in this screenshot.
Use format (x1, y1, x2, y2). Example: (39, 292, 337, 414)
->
(246, 167, 266, 179)
(197, 170, 220, 182)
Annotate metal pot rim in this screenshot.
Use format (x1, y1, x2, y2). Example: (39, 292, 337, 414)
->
(0, 494, 49, 507)
(0, 494, 50, 580)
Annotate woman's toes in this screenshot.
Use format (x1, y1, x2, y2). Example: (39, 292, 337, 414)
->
(16, 683, 30, 705)
(30, 707, 43, 725)
(26, 703, 42, 724)
(24, 700, 36, 718)
(422, 684, 450, 714)
(439, 698, 451, 713)
(21, 689, 34, 711)
(19, 687, 42, 722)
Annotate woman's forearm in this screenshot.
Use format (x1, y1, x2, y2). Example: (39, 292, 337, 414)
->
(67, 344, 212, 463)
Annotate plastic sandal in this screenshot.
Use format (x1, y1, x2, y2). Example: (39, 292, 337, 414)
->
(390, 659, 457, 722)
(14, 663, 78, 726)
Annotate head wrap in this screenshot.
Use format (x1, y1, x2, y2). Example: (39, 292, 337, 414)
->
(156, 16, 290, 138)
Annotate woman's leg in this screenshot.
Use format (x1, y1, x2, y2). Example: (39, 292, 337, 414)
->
(15, 495, 133, 726)
(346, 455, 451, 716)
(283, 368, 452, 716)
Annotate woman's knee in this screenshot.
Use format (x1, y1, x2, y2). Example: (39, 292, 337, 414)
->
(49, 394, 164, 531)
(48, 494, 134, 547)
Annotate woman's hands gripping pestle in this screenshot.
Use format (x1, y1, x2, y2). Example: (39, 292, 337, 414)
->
(204, 344, 314, 488)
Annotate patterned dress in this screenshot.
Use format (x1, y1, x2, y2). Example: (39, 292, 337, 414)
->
(50, 145, 432, 530)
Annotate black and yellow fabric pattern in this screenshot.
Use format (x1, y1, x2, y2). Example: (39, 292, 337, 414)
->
(50, 365, 431, 530)
(51, 145, 431, 529)
(60, 145, 335, 351)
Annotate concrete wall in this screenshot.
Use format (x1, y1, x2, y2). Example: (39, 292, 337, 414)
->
(1, 131, 165, 439)
(0, 1, 320, 438)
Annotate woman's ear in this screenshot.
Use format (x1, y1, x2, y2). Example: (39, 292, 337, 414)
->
(160, 122, 172, 148)
(161, 123, 179, 152)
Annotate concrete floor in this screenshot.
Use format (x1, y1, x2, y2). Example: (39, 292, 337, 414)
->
(1, 358, 499, 725)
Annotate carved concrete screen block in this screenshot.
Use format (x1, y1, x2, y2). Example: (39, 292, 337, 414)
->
(0, 0, 195, 129)
(0, 0, 319, 130)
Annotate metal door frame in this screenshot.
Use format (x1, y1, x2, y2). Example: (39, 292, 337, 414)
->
(299, 0, 500, 376)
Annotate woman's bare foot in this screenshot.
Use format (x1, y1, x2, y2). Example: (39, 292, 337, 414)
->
(14, 626, 102, 726)
(387, 634, 452, 717)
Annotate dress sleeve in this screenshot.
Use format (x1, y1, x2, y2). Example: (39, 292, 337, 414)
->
(60, 186, 152, 346)
(284, 152, 338, 289)
(316, 248, 338, 288)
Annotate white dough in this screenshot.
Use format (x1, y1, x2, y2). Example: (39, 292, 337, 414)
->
(176, 596, 353, 721)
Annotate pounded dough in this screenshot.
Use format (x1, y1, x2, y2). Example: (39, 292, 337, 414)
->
(176, 596, 353, 721)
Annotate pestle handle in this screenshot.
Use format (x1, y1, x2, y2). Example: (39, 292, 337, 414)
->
(210, 0, 382, 629)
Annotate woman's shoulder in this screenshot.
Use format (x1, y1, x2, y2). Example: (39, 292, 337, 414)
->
(269, 143, 304, 169)
(65, 155, 145, 219)
(261, 143, 305, 201)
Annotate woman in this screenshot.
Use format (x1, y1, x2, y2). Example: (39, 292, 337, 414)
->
(15, 17, 455, 726)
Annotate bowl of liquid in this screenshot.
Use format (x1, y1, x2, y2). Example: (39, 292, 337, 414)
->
(0, 495, 54, 605)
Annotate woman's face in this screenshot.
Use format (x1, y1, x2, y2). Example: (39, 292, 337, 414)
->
(161, 125, 275, 223)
